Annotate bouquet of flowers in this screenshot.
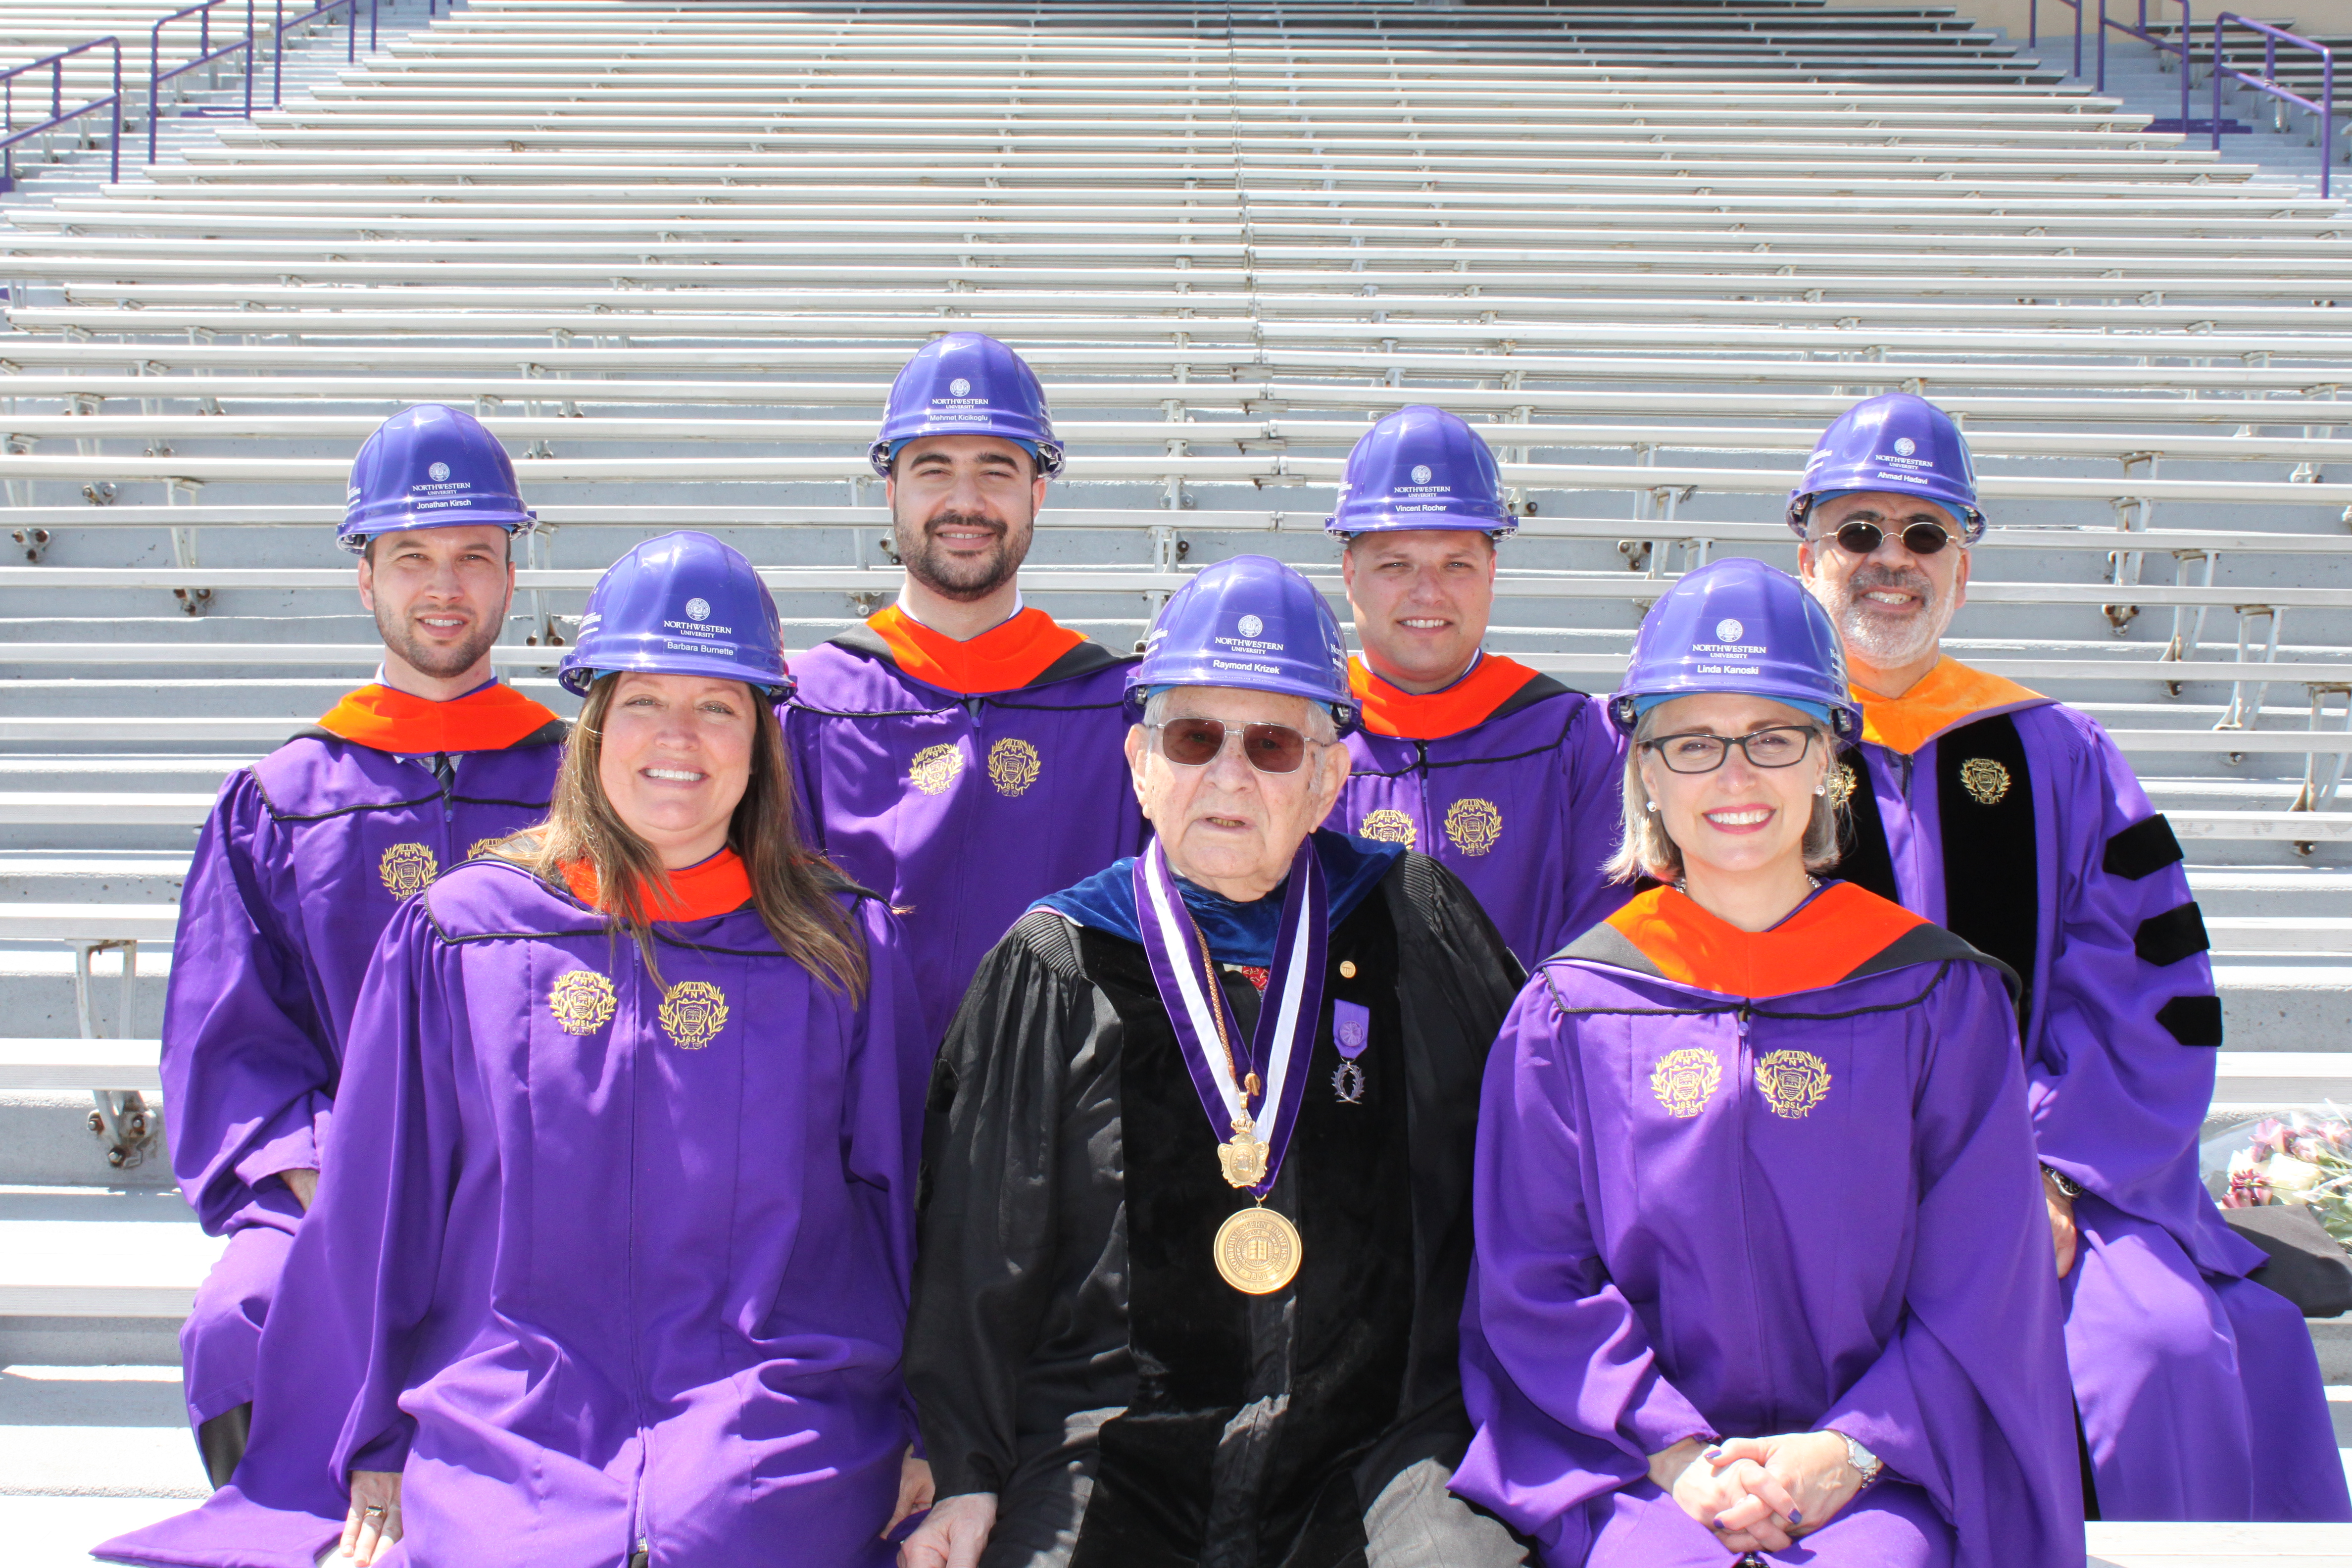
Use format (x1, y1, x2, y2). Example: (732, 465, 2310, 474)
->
(2216, 1109, 2352, 1248)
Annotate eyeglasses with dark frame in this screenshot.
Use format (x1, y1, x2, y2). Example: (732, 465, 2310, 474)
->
(1640, 726, 1819, 774)
(1149, 718, 1322, 775)
(1821, 518, 1956, 557)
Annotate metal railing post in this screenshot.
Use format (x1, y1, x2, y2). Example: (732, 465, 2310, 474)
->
(0, 38, 125, 194)
(2214, 14, 2225, 148)
(2214, 13, 2334, 196)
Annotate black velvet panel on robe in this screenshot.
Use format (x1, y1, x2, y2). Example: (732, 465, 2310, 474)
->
(906, 854, 1525, 1568)
(1074, 897, 1411, 1568)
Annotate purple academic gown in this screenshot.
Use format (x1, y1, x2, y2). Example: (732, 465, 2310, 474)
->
(1331, 658, 1628, 966)
(100, 860, 924, 1568)
(1838, 664, 2349, 1521)
(784, 623, 1145, 1043)
(164, 713, 562, 1441)
(1452, 889, 2081, 1568)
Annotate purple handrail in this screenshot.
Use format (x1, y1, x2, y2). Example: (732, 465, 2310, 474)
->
(268, 0, 380, 106)
(0, 37, 123, 192)
(147, 0, 256, 163)
(2032, 0, 2195, 129)
(2212, 12, 2334, 198)
(2098, 0, 2196, 130)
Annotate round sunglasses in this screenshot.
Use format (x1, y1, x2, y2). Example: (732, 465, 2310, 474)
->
(1825, 518, 1956, 557)
(1149, 718, 1319, 775)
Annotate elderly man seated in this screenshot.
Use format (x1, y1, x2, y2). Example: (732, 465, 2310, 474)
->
(900, 554, 1533, 1568)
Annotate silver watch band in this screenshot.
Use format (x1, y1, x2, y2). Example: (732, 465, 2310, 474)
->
(1841, 1432, 1883, 1488)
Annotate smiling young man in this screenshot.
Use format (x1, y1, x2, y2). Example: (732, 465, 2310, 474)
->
(1795, 393, 2349, 1524)
(160, 405, 564, 1491)
(784, 334, 1144, 1044)
(1324, 405, 1627, 966)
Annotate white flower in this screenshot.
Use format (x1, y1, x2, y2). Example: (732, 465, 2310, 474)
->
(2265, 1154, 2326, 1196)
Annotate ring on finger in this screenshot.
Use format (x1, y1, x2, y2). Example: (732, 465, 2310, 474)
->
(361, 1505, 388, 1518)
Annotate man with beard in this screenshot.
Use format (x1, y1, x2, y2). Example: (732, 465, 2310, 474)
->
(1794, 392, 2348, 1523)
(1323, 405, 1627, 966)
(162, 404, 565, 1491)
(784, 333, 1144, 1043)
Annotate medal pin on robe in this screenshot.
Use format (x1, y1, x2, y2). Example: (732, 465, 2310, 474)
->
(1332, 1000, 1370, 1104)
(1135, 836, 1327, 1294)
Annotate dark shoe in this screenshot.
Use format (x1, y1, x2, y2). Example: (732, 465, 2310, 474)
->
(196, 1402, 252, 1490)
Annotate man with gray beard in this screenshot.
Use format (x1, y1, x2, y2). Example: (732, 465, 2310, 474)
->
(783, 334, 1145, 1046)
(1794, 393, 2347, 1524)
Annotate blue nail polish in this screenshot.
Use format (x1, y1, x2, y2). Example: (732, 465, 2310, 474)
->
(1788, 1511, 1803, 1525)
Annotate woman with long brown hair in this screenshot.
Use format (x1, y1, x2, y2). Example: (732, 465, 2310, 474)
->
(102, 533, 928, 1568)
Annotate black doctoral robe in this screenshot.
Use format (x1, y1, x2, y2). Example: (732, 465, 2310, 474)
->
(907, 851, 1527, 1568)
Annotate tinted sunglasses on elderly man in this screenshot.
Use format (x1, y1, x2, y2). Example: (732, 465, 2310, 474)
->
(1824, 516, 1956, 557)
(1150, 717, 1318, 774)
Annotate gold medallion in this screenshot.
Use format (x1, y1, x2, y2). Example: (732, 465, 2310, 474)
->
(1444, 797, 1504, 856)
(1650, 1047, 1722, 1119)
(657, 980, 730, 1050)
(1357, 808, 1417, 847)
(908, 742, 966, 796)
(1755, 1049, 1833, 1119)
(378, 842, 438, 899)
(1217, 1117, 1270, 1188)
(548, 970, 617, 1036)
(987, 737, 1042, 797)
(1214, 1205, 1303, 1295)
(1959, 757, 2010, 806)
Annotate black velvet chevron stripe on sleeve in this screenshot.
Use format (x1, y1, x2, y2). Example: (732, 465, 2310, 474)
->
(2133, 902, 2212, 968)
(2155, 994, 2225, 1047)
(2103, 814, 2186, 881)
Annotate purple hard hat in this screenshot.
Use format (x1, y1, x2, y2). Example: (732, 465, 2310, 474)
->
(559, 532, 791, 700)
(1608, 557, 1860, 739)
(1127, 554, 1358, 735)
(870, 332, 1065, 478)
(1786, 392, 1984, 545)
(1326, 404, 1516, 538)
(339, 403, 536, 554)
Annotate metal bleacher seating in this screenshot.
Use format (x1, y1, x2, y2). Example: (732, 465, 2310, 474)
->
(3, 0, 2352, 1558)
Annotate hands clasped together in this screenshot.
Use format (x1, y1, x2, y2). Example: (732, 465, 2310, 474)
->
(1649, 1431, 1869, 1556)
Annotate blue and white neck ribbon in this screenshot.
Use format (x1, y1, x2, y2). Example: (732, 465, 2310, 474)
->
(1133, 835, 1328, 1201)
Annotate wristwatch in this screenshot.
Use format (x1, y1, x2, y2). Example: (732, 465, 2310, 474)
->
(2042, 1164, 2085, 1199)
(1841, 1433, 1883, 1489)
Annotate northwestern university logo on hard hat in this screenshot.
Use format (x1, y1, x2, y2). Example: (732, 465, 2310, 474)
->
(686, 597, 711, 622)
(428, 461, 451, 482)
(1410, 464, 1432, 485)
(1893, 437, 1917, 457)
(1238, 614, 1264, 639)
(949, 378, 972, 397)
(1715, 618, 1744, 643)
